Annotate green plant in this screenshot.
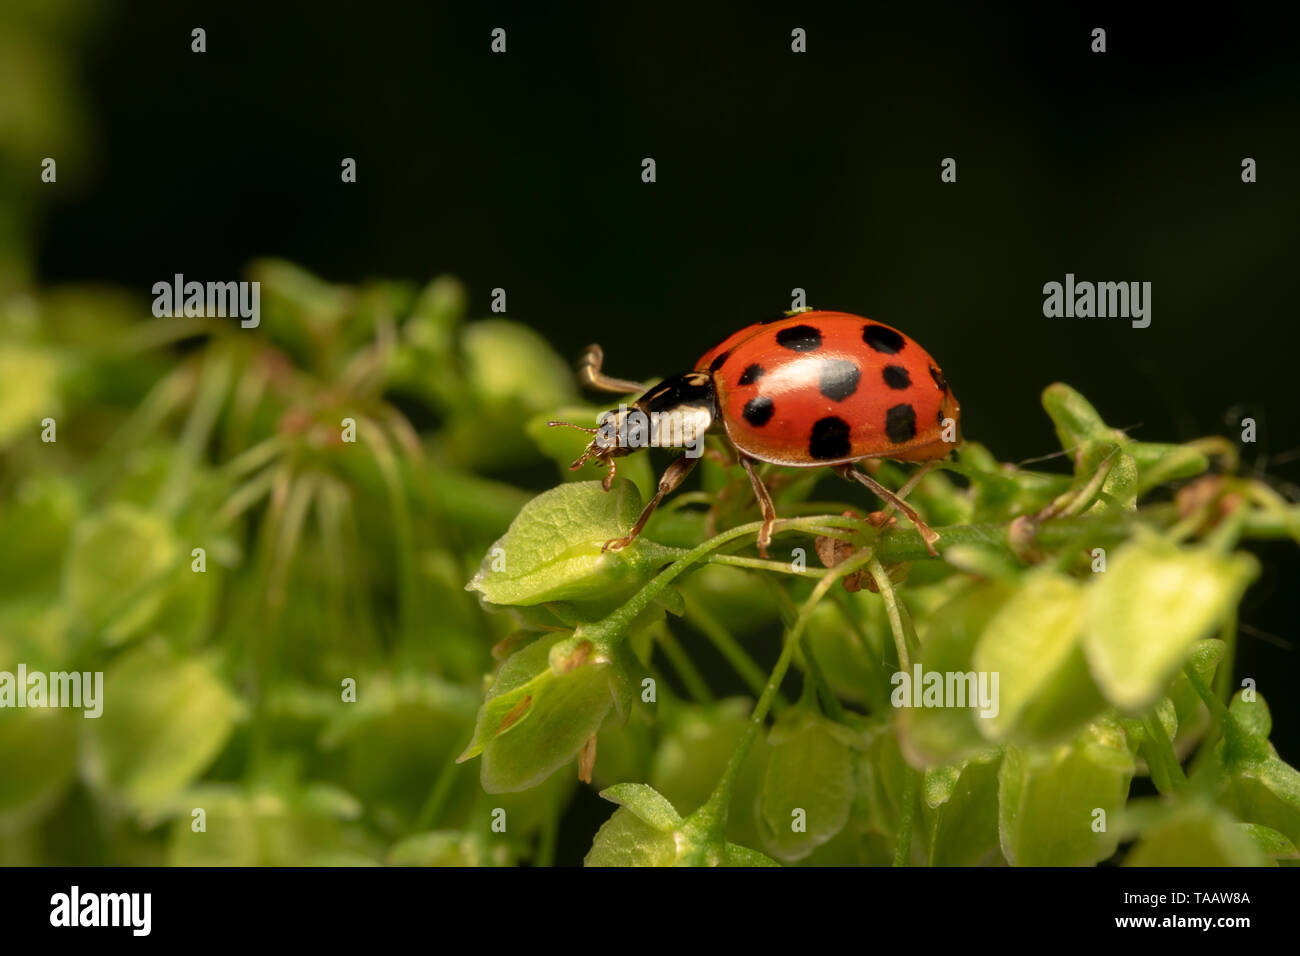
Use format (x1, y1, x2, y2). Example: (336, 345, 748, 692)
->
(462, 365, 1300, 867)
(2, 265, 1297, 867)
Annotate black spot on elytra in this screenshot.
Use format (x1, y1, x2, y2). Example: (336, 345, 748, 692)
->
(809, 416, 852, 459)
(708, 350, 731, 373)
(863, 324, 905, 354)
(882, 365, 911, 390)
(743, 395, 775, 427)
(738, 363, 765, 385)
(937, 408, 946, 427)
(819, 359, 860, 401)
(929, 365, 947, 392)
(885, 403, 917, 443)
(775, 324, 822, 352)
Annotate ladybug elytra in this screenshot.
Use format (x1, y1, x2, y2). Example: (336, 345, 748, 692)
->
(549, 311, 960, 557)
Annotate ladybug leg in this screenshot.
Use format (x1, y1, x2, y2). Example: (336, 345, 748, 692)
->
(739, 457, 778, 558)
(578, 344, 646, 394)
(837, 463, 941, 557)
(602, 454, 699, 552)
(601, 457, 617, 492)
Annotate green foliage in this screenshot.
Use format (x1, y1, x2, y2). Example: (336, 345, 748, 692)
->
(1083, 536, 1257, 710)
(3, 266, 1298, 868)
(466, 480, 659, 610)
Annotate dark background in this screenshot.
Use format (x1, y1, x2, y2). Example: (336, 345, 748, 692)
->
(35, 1, 1300, 762)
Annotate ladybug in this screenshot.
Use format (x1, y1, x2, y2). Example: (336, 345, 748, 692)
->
(549, 310, 960, 557)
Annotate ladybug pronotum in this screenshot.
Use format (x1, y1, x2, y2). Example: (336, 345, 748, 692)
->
(549, 310, 961, 557)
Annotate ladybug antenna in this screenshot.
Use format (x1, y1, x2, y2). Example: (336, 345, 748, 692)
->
(546, 420, 598, 435)
(546, 420, 604, 471)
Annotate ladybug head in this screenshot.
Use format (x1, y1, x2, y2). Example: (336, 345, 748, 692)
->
(548, 372, 718, 480)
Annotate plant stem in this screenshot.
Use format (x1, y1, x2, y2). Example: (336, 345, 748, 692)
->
(1184, 664, 1261, 764)
(581, 515, 863, 647)
(867, 557, 912, 671)
(683, 598, 773, 701)
(1140, 711, 1186, 794)
(862, 502, 1298, 564)
(360, 419, 417, 635)
(705, 553, 828, 576)
(693, 546, 880, 830)
(1213, 609, 1237, 705)
(159, 350, 232, 516)
(535, 813, 559, 869)
(656, 624, 713, 703)
(415, 758, 463, 830)
(799, 636, 844, 721)
(893, 768, 917, 867)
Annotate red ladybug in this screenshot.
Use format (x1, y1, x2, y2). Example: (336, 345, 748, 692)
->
(549, 310, 960, 557)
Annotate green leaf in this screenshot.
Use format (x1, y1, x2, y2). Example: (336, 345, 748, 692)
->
(758, 707, 856, 861)
(0, 600, 71, 674)
(585, 807, 679, 866)
(1087, 451, 1138, 513)
(921, 749, 1003, 865)
(1083, 536, 1258, 711)
(462, 319, 575, 412)
(441, 319, 578, 467)
(466, 481, 659, 609)
(896, 580, 1016, 766)
(0, 476, 79, 600)
(402, 275, 465, 361)
(319, 674, 480, 829)
(250, 258, 351, 333)
(851, 719, 912, 845)
(1239, 823, 1299, 861)
(960, 442, 1064, 522)
(1226, 753, 1300, 848)
(1229, 688, 1271, 739)
(724, 843, 782, 867)
(82, 643, 244, 815)
(0, 343, 61, 448)
(1128, 442, 1209, 495)
(1124, 802, 1267, 867)
(998, 716, 1134, 866)
(387, 831, 511, 867)
(1040, 385, 1208, 494)
(0, 708, 78, 834)
(63, 503, 182, 646)
(1166, 639, 1224, 738)
(461, 634, 620, 793)
(165, 781, 366, 866)
(1042, 383, 1125, 454)
(804, 599, 892, 711)
(1199, 691, 1300, 847)
(973, 570, 1088, 740)
(599, 782, 683, 831)
(459, 634, 568, 759)
(586, 783, 780, 867)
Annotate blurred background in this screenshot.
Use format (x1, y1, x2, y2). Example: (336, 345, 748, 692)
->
(1, 1, 1298, 864)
